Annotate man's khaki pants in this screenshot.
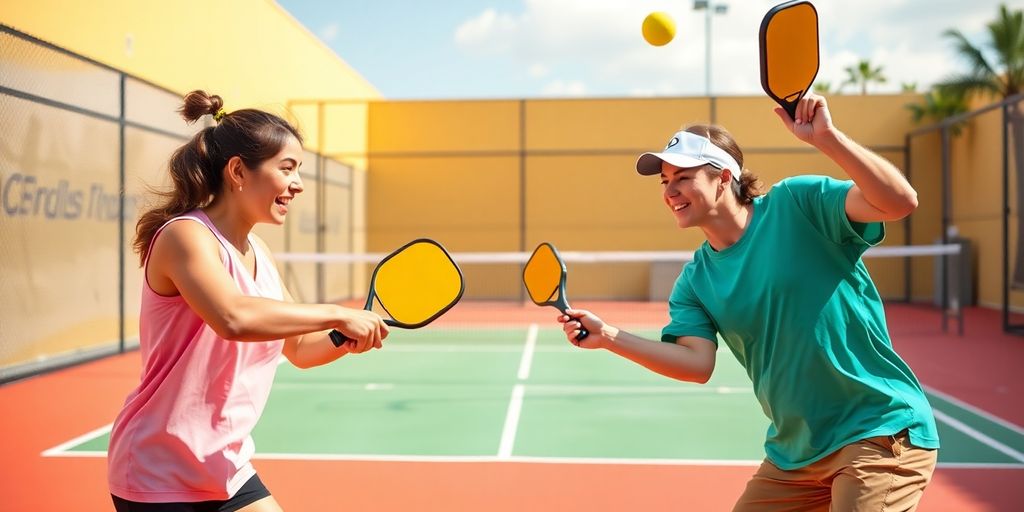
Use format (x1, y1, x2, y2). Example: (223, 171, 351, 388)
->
(733, 430, 937, 511)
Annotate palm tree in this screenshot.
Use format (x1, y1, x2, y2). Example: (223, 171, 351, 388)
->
(936, 4, 1024, 287)
(906, 88, 970, 135)
(813, 81, 834, 95)
(842, 59, 887, 95)
(901, 82, 919, 93)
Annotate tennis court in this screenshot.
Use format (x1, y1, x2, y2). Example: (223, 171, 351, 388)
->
(4, 10, 1024, 511)
(46, 325, 1023, 465)
(7, 302, 1021, 511)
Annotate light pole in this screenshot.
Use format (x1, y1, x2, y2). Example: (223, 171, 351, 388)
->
(693, 0, 728, 97)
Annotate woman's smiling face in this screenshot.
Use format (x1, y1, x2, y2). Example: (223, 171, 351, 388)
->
(243, 135, 305, 225)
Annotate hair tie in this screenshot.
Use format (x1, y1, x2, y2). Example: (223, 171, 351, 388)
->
(213, 108, 228, 123)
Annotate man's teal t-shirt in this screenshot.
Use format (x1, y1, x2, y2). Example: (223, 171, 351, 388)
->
(662, 175, 939, 470)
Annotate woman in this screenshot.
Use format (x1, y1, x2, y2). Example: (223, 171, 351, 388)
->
(558, 93, 939, 511)
(108, 90, 388, 512)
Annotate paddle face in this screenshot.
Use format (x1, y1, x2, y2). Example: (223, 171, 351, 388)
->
(759, 1, 819, 120)
(524, 242, 570, 312)
(371, 239, 464, 327)
(329, 239, 464, 347)
(523, 242, 588, 341)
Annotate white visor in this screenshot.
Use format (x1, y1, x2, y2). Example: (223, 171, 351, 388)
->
(636, 130, 742, 181)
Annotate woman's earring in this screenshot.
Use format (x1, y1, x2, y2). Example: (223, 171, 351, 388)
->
(238, 186, 242, 192)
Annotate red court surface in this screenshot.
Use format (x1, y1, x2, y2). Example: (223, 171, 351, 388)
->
(0, 303, 1020, 511)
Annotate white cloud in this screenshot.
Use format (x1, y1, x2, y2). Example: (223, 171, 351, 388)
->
(319, 22, 339, 42)
(628, 82, 679, 98)
(453, 8, 519, 54)
(542, 79, 588, 97)
(452, 0, 1009, 98)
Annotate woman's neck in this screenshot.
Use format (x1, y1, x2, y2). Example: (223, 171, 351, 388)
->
(700, 201, 754, 252)
(202, 200, 253, 254)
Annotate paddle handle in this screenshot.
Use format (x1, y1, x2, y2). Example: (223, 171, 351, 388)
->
(329, 319, 400, 348)
(574, 323, 590, 342)
(782, 98, 799, 121)
(328, 330, 348, 348)
(564, 312, 589, 342)
(557, 298, 589, 343)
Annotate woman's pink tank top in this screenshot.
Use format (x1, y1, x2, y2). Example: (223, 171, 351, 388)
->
(108, 210, 285, 502)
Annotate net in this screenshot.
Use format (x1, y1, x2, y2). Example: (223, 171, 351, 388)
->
(274, 244, 964, 334)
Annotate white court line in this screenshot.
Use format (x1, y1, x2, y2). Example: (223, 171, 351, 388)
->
(924, 384, 1024, 436)
(933, 409, 1024, 463)
(41, 423, 112, 457)
(272, 382, 399, 390)
(42, 450, 108, 458)
(40, 449, 1024, 470)
(516, 324, 539, 380)
(380, 344, 580, 353)
(42, 361, 1024, 469)
(256, 382, 753, 394)
(497, 384, 525, 458)
(36, 420, 1024, 470)
(256, 456, 1017, 470)
(526, 385, 752, 395)
(497, 325, 538, 458)
(384, 345, 525, 353)
(257, 453, 762, 465)
(935, 462, 1024, 469)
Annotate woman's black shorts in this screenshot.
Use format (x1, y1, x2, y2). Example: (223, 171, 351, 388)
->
(111, 473, 271, 512)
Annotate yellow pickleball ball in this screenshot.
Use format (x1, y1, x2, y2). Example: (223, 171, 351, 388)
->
(642, 12, 676, 47)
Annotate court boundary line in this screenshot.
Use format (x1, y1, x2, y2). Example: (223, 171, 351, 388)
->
(265, 382, 754, 394)
(41, 388, 1024, 464)
(498, 385, 525, 458)
(525, 384, 752, 394)
(516, 324, 538, 379)
(40, 423, 112, 457)
(924, 384, 1024, 435)
(38, 449, 1024, 470)
(36, 420, 1024, 470)
(498, 324, 537, 458)
(40, 358, 1024, 468)
(933, 409, 1024, 463)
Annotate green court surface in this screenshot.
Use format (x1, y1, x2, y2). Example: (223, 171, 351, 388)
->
(67, 327, 1024, 467)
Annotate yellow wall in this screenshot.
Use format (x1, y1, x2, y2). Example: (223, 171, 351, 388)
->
(287, 100, 372, 171)
(362, 94, 963, 301)
(2, 0, 379, 113)
(3, 0, 379, 178)
(3, 1, 1017, 309)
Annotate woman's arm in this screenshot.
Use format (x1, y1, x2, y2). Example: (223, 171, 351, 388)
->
(278, 284, 383, 368)
(774, 93, 919, 223)
(561, 309, 716, 384)
(248, 237, 384, 368)
(148, 221, 386, 349)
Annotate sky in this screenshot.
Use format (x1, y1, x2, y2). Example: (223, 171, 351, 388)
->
(276, 0, 1017, 100)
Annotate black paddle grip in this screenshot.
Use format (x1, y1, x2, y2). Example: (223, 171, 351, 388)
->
(329, 329, 348, 348)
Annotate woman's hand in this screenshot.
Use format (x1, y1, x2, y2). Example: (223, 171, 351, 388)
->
(334, 309, 389, 353)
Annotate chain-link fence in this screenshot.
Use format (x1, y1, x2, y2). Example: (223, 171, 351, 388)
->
(906, 93, 1024, 334)
(0, 25, 355, 382)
